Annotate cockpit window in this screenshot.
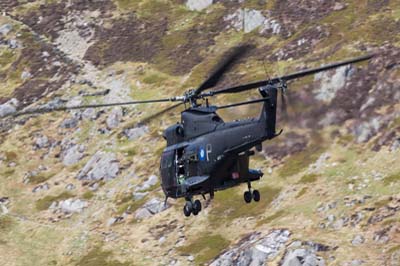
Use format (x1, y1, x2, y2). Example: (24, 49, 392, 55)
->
(161, 151, 174, 169)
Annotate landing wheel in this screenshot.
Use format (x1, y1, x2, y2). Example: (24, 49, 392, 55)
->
(253, 190, 260, 202)
(183, 202, 192, 217)
(192, 200, 202, 216)
(244, 191, 252, 203)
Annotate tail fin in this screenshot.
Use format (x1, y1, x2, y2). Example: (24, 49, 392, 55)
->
(258, 85, 278, 139)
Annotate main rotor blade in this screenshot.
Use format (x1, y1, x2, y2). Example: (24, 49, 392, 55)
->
(194, 44, 252, 96)
(137, 102, 183, 125)
(6, 98, 182, 118)
(216, 98, 269, 110)
(210, 54, 374, 95)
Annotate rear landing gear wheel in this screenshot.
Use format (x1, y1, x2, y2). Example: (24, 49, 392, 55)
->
(183, 202, 192, 217)
(244, 191, 252, 203)
(253, 190, 260, 202)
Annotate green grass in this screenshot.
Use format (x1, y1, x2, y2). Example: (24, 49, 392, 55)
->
(0, 49, 16, 67)
(115, 195, 147, 216)
(297, 174, 318, 184)
(76, 246, 131, 266)
(383, 172, 400, 186)
(82, 191, 94, 200)
(36, 191, 75, 211)
(256, 210, 286, 226)
(142, 73, 167, 85)
(209, 185, 281, 225)
(29, 171, 57, 184)
(0, 215, 14, 232)
(296, 187, 308, 199)
(278, 145, 325, 178)
(177, 234, 230, 265)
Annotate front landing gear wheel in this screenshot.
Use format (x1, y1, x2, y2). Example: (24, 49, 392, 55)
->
(183, 202, 192, 217)
(192, 200, 202, 216)
(244, 191, 252, 203)
(253, 190, 260, 202)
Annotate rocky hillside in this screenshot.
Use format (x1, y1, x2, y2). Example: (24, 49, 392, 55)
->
(0, 0, 399, 265)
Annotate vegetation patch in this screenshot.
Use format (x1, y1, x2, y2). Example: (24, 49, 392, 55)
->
(29, 170, 57, 184)
(115, 194, 147, 215)
(82, 191, 94, 200)
(278, 145, 325, 178)
(75, 246, 131, 266)
(383, 172, 400, 186)
(297, 173, 318, 184)
(296, 187, 308, 199)
(257, 210, 286, 226)
(177, 234, 230, 265)
(0, 215, 14, 232)
(209, 185, 281, 225)
(36, 191, 74, 211)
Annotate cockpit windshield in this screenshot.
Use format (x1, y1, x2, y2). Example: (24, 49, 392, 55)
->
(161, 150, 174, 169)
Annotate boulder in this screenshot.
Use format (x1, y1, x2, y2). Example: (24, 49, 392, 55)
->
(314, 65, 352, 102)
(211, 230, 291, 266)
(0, 98, 18, 118)
(60, 117, 79, 129)
(35, 135, 49, 149)
(135, 175, 158, 192)
(77, 151, 119, 181)
(186, 0, 213, 11)
(0, 24, 12, 35)
(62, 145, 85, 166)
(281, 248, 325, 266)
(58, 199, 88, 213)
(224, 9, 266, 33)
(124, 126, 148, 140)
(134, 198, 169, 220)
(106, 107, 123, 129)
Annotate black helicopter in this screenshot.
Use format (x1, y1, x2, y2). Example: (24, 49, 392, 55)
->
(4, 46, 373, 217)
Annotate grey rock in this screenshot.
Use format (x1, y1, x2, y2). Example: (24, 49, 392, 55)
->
(211, 230, 291, 266)
(224, 9, 266, 33)
(0, 24, 12, 35)
(77, 151, 119, 181)
(124, 126, 148, 140)
(0, 98, 18, 118)
(186, 0, 213, 11)
(351, 235, 365, 246)
(62, 145, 85, 166)
(314, 65, 352, 102)
(35, 135, 49, 149)
(107, 216, 123, 227)
(281, 249, 325, 266)
(58, 199, 88, 213)
(133, 191, 148, 200)
(136, 175, 158, 192)
(32, 183, 50, 193)
(259, 17, 281, 35)
(65, 183, 75, 190)
(351, 260, 364, 266)
(60, 118, 79, 129)
(353, 117, 381, 143)
(81, 108, 99, 120)
(8, 39, 19, 49)
(21, 71, 32, 80)
(134, 207, 152, 220)
(106, 107, 123, 129)
(327, 214, 336, 223)
(134, 198, 169, 219)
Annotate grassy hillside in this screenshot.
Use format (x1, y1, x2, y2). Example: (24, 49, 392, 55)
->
(0, 0, 399, 265)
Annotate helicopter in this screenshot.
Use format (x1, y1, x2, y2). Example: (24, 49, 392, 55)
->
(3, 45, 373, 217)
